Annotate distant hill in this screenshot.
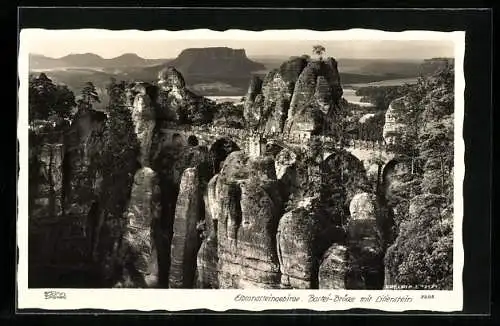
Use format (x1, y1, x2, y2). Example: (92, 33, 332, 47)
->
(29, 53, 169, 70)
(136, 47, 266, 95)
(28, 50, 454, 107)
(249, 56, 454, 78)
(419, 58, 454, 76)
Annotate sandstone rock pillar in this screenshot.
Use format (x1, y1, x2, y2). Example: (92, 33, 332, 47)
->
(346, 192, 384, 289)
(196, 174, 220, 288)
(115, 167, 161, 288)
(32, 143, 65, 219)
(318, 244, 348, 289)
(169, 167, 203, 288)
(132, 91, 156, 167)
(276, 205, 317, 289)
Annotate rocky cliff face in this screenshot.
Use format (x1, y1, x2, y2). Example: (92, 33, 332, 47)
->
(276, 196, 343, 289)
(64, 109, 106, 218)
(169, 167, 204, 288)
(115, 167, 161, 288)
(28, 118, 103, 287)
(30, 142, 65, 219)
(382, 97, 409, 145)
(243, 56, 309, 134)
(212, 153, 284, 288)
(243, 56, 343, 137)
(156, 66, 213, 124)
(150, 142, 213, 286)
(131, 85, 156, 167)
(285, 58, 343, 136)
(28, 133, 66, 287)
(196, 174, 220, 288)
(346, 192, 384, 289)
(318, 244, 348, 289)
(243, 76, 264, 127)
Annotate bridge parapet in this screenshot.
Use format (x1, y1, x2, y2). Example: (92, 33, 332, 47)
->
(347, 139, 387, 152)
(158, 124, 390, 158)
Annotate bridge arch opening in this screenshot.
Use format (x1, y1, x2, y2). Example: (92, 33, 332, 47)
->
(172, 133, 184, 146)
(319, 150, 371, 224)
(209, 138, 240, 174)
(187, 135, 199, 147)
(380, 159, 411, 201)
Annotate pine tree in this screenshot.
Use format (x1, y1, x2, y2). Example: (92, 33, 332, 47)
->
(77, 81, 101, 111)
(29, 73, 76, 122)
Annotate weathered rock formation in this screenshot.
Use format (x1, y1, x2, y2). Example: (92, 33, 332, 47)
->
(243, 56, 308, 133)
(169, 167, 204, 288)
(131, 85, 156, 167)
(276, 196, 341, 289)
(151, 143, 213, 286)
(274, 148, 299, 199)
(285, 58, 343, 136)
(346, 192, 384, 289)
(382, 97, 409, 145)
(243, 76, 264, 127)
(157, 66, 213, 124)
(28, 132, 66, 286)
(321, 150, 372, 205)
(30, 142, 65, 219)
(275, 148, 297, 180)
(243, 56, 344, 138)
(28, 118, 105, 287)
(381, 159, 412, 226)
(115, 167, 161, 288)
(236, 173, 282, 287)
(64, 109, 106, 218)
(215, 153, 284, 288)
(318, 244, 348, 289)
(196, 174, 220, 288)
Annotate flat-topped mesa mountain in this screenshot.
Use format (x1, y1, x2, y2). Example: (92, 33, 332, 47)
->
(166, 47, 266, 77)
(243, 56, 343, 137)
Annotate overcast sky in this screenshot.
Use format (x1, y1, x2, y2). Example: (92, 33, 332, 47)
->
(28, 36, 455, 60)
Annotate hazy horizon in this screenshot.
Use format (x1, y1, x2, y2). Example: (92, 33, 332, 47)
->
(28, 39, 455, 60)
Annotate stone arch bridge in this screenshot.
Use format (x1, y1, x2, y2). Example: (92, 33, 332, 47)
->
(158, 125, 398, 180)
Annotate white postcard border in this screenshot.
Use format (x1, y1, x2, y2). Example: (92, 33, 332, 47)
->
(17, 28, 466, 312)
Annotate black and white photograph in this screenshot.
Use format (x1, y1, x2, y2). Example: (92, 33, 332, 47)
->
(17, 28, 465, 311)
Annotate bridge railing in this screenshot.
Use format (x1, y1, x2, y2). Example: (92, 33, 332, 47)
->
(161, 124, 251, 138)
(159, 124, 388, 152)
(348, 139, 387, 152)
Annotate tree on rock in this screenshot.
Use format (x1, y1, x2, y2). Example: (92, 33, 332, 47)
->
(77, 81, 101, 111)
(312, 45, 326, 61)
